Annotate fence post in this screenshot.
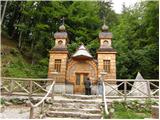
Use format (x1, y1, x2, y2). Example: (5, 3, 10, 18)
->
(124, 81, 127, 102)
(40, 101, 44, 114)
(9, 80, 14, 96)
(29, 80, 33, 100)
(29, 107, 34, 119)
(147, 81, 151, 100)
(51, 83, 54, 103)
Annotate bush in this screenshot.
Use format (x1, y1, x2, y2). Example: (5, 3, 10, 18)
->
(0, 98, 5, 105)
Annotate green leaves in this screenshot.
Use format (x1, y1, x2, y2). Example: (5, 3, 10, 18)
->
(2, 1, 158, 79)
(112, 1, 159, 79)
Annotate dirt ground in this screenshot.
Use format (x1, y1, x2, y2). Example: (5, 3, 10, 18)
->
(0, 105, 30, 119)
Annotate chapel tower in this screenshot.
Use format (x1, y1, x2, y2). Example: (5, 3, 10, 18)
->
(97, 23, 117, 81)
(48, 24, 68, 83)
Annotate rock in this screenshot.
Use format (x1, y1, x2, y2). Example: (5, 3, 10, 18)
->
(0, 105, 5, 113)
(109, 108, 115, 113)
(5, 101, 12, 106)
(25, 100, 31, 107)
(151, 105, 159, 119)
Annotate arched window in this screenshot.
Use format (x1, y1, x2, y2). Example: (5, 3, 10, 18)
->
(103, 40, 109, 46)
(58, 40, 63, 45)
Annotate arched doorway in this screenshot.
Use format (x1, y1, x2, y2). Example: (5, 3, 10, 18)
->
(66, 59, 98, 94)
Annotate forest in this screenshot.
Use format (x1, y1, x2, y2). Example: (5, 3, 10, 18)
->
(1, 1, 159, 79)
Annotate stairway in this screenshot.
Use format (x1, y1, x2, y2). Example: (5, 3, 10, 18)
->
(45, 94, 102, 119)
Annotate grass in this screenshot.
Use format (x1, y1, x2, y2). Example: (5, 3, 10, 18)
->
(103, 100, 158, 119)
(112, 102, 151, 119)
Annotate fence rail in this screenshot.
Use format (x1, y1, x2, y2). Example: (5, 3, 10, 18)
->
(103, 79, 159, 100)
(29, 80, 55, 119)
(1, 77, 54, 97)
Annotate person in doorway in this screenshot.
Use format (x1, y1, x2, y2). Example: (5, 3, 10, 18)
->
(84, 77, 92, 95)
(97, 75, 103, 95)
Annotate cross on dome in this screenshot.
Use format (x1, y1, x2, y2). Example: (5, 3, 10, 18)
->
(59, 17, 66, 31)
(102, 16, 109, 31)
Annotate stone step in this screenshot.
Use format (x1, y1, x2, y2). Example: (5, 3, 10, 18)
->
(49, 107, 101, 114)
(63, 94, 102, 100)
(46, 111, 102, 119)
(53, 99, 101, 104)
(52, 102, 101, 109)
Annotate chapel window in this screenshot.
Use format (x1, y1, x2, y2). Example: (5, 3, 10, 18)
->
(54, 59, 61, 72)
(103, 60, 110, 73)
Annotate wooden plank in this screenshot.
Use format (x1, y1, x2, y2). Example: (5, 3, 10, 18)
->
(126, 82, 148, 96)
(105, 81, 124, 95)
(147, 81, 151, 100)
(106, 96, 159, 98)
(15, 81, 30, 94)
(124, 81, 127, 101)
(105, 82, 124, 96)
(9, 80, 14, 96)
(29, 81, 33, 99)
(151, 89, 159, 95)
(29, 107, 34, 119)
(51, 84, 55, 102)
(127, 82, 149, 96)
(102, 81, 109, 115)
(33, 81, 48, 93)
(150, 82, 159, 88)
(1, 86, 9, 92)
(105, 79, 159, 82)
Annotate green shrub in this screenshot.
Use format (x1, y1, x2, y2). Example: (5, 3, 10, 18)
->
(0, 98, 5, 105)
(106, 100, 154, 119)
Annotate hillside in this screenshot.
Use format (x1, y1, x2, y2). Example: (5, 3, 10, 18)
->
(1, 34, 48, 78)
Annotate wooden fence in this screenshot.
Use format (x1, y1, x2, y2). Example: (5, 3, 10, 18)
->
(1, 77, 54, 97)
(1, 77, 56, 119)
(104, 79, 159, 100)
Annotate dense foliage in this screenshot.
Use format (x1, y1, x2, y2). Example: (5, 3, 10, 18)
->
(1, 1, 159, 78)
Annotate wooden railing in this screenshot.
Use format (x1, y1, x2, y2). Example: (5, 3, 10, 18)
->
(102, 81, 109, 115)
(104, 79, 159, 100)
(1, 77, 54, 96)
(1, 77, 56, 119)
(29, 80, 55, 119)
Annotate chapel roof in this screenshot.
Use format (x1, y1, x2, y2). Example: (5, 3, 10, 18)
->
(72, 44, 93, 59)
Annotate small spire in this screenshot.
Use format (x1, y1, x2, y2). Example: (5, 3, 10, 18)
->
(102, 16, 109, 31)
(103, 16, 106, 25)
(61, 17, 65, 25)
(59, 17, 66, 31)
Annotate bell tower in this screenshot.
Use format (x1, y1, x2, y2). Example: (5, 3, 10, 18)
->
(97, 22, 117, 81)
(48, 23, 69, 83)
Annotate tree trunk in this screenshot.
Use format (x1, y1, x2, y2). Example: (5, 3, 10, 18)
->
(18, 31, 23, 49)
(1, 0, 8, 25)
(31, 37, 34, 65)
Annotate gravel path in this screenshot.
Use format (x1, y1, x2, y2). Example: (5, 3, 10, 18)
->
(0, 105, 30, 119)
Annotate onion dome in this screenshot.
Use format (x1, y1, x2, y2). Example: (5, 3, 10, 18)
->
(101, 24, 109, 31)
(59, 24, 66, 31)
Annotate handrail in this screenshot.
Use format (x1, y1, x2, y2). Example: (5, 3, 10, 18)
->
(102, 81, 109, 115)
(29, 80, 55, 119)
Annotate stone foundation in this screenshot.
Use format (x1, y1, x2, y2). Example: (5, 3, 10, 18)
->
(65, 84, 74, 94)
(47, 84, 117, 95)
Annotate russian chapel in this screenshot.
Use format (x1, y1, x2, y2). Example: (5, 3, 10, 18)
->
(48, 22, 117, 94)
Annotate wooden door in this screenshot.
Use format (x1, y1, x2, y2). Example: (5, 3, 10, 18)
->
(74, 73, 88, 94)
